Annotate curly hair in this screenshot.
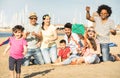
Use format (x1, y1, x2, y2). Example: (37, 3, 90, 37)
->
(97, 4, 112, 17)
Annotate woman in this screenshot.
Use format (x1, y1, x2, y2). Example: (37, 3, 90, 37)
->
(72, 27, 100, 64)
(41, 14, 58, 64)
(84, 27, 101, 55)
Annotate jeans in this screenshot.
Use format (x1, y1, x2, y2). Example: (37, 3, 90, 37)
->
(100, 43, 110, 62)
(23, 48, 44, 66)
(62, 54, 80, 65)
(41, 45, 57, 64)
(84, 54, 100, 64)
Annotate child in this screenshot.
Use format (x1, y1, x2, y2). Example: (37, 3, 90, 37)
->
(72, 27, 100, 64)
(3, 25, 27, 78)
(55, 39, 71, 63)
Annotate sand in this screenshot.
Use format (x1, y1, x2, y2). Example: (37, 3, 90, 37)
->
(0, 34, 120, 78)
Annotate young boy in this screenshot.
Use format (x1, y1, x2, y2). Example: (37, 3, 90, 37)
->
(56, 39, 71, 62)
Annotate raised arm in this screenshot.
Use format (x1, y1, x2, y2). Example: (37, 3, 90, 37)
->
(86, 6, 95, 22)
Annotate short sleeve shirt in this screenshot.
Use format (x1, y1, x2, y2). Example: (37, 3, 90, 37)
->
(24, 23, 41, 49)
(64, 33, 80, 54)
(58, 47, 70, 59)
(41, 24, 57, 48)
(94, 17, 115, 43)
(9, 37, 27, 59)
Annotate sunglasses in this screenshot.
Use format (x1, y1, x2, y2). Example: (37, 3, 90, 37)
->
(88, 30, 95, 33)
(29, 17, 37, 20)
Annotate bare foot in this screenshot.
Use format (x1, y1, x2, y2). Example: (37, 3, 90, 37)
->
(113, 54, 120, 61)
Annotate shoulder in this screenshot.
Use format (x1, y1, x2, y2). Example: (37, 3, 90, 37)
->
(94, 16, 100, 21)
(9, 36, 14, 40)
(66, 47, 70, 50)
(108, 18, 114, 23)
(21, 38, 27, 44)
(72, 33, 79, 39)
(64, 34, 67, 39)
(72, 33, 78, 36)
(50, 24, 56, 29)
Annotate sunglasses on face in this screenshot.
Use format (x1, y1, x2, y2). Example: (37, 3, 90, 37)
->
(29, 17, 37, 20)
(88, 30, 95, 33)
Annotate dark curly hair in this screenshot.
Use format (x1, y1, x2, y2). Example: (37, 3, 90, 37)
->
(97, 4, 112, 17)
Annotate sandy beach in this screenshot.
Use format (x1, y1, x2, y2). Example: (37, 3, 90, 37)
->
(0, 34, 120, 78)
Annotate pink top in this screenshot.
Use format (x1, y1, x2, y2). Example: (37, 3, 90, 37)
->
(9, 37, 27, 59)
(83, 48, 94, 57)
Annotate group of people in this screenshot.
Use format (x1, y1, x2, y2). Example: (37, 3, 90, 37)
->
(3, 12, 58, 78)
(2, 4, 120, 78)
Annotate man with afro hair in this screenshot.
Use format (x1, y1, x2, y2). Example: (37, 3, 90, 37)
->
(86, 4, 116, 62)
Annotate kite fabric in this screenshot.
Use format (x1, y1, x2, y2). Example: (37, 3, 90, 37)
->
(72, 24, 85, 35)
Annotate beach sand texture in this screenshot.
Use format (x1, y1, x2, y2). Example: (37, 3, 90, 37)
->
(0, 34, 120, 78)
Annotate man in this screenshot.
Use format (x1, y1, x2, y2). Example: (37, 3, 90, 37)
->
(61, 23, 81, 65)
(86, 4, 116, 62)
(23, 12, 44, 66)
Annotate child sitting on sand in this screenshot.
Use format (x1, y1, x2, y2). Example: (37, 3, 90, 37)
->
(74, 37, 100, 64)
(71, 27, 100, 64)
(55, 39, 71, 63)
(3, 25, 27, 78)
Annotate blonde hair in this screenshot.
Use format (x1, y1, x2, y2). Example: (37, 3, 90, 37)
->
(84, 26, 96, 39)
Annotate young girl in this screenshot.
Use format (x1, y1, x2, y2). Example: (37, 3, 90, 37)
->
(55, 39, 71, 63)
(3, 25, 27, 78)
(76, 37, 100, 64)
(72, 27, 100, 64)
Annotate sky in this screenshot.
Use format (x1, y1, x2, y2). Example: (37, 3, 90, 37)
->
(0, 0, 120, 27)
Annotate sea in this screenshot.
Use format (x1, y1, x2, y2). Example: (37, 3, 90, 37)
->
(0, 32, 12, 38)
(0, 32, 64, 38)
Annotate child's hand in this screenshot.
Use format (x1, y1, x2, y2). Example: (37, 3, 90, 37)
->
(36, 42, 41, 48)
(31, 31, 37, 36)
(23, 52, 26, 56)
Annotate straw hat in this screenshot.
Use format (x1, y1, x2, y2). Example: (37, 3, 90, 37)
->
(29, 12, 37, 18)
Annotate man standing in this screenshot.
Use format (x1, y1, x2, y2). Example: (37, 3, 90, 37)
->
(23, 12, 44, 66)
(86, 4, 116, 62)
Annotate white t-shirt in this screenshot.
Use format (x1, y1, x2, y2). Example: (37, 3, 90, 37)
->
(64, 33, 80, 54)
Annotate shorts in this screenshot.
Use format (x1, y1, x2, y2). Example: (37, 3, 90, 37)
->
(9, 56, 23, 73)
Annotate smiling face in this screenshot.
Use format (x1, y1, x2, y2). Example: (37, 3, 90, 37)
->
(87, 27, 95, 38)
(64, 27, 71, 37)
(29, 16, 37, 25)
(60, 42, 66, 49)
(13, 29, 23, 39)
(43, 16, 51, 26)
(100, 9, 109, 20)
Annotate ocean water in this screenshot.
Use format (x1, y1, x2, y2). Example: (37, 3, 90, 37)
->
(0, 32, 12, 37)
(0, 32, 64, 38)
